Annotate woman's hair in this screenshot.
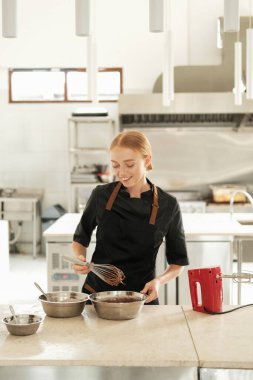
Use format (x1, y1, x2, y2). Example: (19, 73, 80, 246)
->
(110, 130, 153, 170)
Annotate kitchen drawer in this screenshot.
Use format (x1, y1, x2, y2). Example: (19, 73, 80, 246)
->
(1, 211, 33, 221)
(0, 200, 35, 221)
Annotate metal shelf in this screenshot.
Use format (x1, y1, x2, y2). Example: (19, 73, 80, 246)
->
(68, 117, 116, 212)
(69, 116, 113, 123)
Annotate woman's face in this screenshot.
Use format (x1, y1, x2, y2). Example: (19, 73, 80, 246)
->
(110, 146, 150, 188)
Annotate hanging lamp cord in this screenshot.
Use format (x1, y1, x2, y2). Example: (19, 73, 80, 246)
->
(249, 0, 252, 28)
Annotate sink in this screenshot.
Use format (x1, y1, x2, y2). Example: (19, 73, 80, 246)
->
(237, 220, 253, 225)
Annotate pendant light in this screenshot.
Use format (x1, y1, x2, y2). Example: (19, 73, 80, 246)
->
(2, 0, 17, 38)
(224, 0, 239, 33)
(149, 0, 164, 33)
(163, 30, 174, 106)
(75, 0, 97, 102)
(86, 0, 97, 103)
(246, 0, 253, 99)
(75, 0, 90, 36)
(162, 0, 174, 107)
(234, 39, 242, 105)
(87, 35, 98, 103)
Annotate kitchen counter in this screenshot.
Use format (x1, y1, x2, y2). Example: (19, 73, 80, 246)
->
(43, 212, 253, 241)
(0, 221, 9, 281)
(43, 213, 253, 304)
(1, 304, 253, 370)
(0, 305, 197, 367)
(183, 305, 253, 369)
(183, 213, 253, 237)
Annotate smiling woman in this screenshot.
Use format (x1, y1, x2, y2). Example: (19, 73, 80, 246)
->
(110, 131, 152, 196)
(72, 130, 189, 305)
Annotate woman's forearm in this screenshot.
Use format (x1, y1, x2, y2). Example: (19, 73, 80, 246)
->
(156, 264, 184, 285)
(72, 241, 87, 259)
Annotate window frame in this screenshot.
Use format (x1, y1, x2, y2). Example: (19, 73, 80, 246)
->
(8, 67, 123, 103)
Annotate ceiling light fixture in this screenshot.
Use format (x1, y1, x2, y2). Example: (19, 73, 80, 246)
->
(234, 38, 243, 105)
(87, 34, 98, 103)
(163, 30, 174, 107)
(162, 0, 174, 107)
(2, 0, 17, 38)
(87, 0, 97, 103)
(75, 0, 90, 36)
(246, 0, 253, 99)
(75, 0, 97, 103)
(224, 0, 239, 33)
(149, 0, 164, 33)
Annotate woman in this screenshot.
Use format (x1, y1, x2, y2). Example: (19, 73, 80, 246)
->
(72, 130, 189, 304)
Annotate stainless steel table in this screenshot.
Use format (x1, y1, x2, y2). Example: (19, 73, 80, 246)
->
(0, 195, 41, 258)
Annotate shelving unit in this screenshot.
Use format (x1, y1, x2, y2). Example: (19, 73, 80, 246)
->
(68, 116, 116, 212)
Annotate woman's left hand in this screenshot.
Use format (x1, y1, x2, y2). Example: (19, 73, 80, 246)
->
(140, 279, 161, 303)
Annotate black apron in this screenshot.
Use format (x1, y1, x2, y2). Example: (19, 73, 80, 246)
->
(83, 181, 160, 305)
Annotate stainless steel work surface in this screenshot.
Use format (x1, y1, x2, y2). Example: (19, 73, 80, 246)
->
(0, 366, 198, 380)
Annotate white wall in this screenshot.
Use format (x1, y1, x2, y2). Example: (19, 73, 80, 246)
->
(0, 0, 252, 213)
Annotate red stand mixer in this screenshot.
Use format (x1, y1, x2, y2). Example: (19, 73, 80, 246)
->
(188, 266, 253, 313)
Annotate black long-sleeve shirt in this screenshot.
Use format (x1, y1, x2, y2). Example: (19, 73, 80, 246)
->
(73, 181, 189, 266)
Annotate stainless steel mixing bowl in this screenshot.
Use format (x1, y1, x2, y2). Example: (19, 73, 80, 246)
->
(2, 314, 43, 336)
(39, 291, 89, 318)
(89, 291, 148, 320)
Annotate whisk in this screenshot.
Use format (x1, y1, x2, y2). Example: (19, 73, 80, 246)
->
(62, 255, 125, 286)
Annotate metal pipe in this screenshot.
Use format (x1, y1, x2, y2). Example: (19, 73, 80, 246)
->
(230, 190, 253, 219)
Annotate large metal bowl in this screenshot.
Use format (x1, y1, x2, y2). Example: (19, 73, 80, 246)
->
(89, 291, 148, 320)
(2, 314, 43, 336)
(39, 291, 89, 318)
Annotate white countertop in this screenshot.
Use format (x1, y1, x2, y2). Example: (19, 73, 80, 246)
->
(1, 304, 253, 369)
(183, 305, 253, 369)
(43, 213, 253, 241)
(0, 305, 197, 367)
(183, 212, 253, 237)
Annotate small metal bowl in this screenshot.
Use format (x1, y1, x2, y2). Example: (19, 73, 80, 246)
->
(2, 314, 43, 336)
(89, 291, 148, 320)
(39, 291, 89, 318)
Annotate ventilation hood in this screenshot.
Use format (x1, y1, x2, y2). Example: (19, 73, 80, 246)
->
(119, 93, 253, 130)
(119, 17, 253, 131)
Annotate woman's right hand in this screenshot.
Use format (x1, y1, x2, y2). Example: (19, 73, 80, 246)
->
(73, 255, 90, 275)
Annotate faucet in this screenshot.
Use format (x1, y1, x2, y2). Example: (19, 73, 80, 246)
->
(230, 190, 253, 219)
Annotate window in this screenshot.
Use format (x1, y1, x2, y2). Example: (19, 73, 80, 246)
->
(9, 67, 123, 103)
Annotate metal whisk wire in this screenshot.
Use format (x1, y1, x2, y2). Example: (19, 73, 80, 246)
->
(62, 256, 125, 286)
(89, 263, 126, 286)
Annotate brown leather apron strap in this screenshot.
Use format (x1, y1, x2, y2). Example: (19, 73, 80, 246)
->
(105, 181, 122, 210)
(83, 283, 96, 294)
(105, 180, 158, 225)
(149, 184, 159, 225)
